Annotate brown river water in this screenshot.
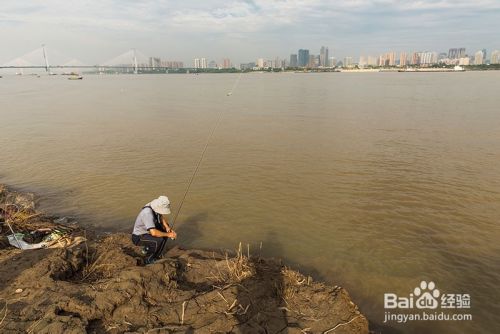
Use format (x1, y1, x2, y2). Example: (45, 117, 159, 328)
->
(1, 72, 499, 333)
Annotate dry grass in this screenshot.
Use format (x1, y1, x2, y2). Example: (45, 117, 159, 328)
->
(82, 253, 111, 281)
(215, 290, 251, 317)
(277, 282, 296, 302)
(26, 316, 44, 334)
(3, 202, 30, 216)
(281, 267, 311, 286)
(0, 298, 7, 329)
(206, 242, 255, 285)
(9, 211, 41, 225)
(323, 315, 362, 334)
(0, 187, 37, 234)
(81, 246, 115, 282)
(224, 242, 254, 283)
(277, 267, 312, 303)
(1, 203, 54, 236)
(181, 301, 186, 325)
(79, 233, 115, 282)
(1, 204, 32, 238)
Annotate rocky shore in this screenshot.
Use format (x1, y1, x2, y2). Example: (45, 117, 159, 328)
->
(0, 184, 368, 334)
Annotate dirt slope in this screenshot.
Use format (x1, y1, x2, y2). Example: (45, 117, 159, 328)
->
(0, 185, 368, 333)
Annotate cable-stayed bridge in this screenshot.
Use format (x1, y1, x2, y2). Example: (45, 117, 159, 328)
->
(0, 46, 165, 74)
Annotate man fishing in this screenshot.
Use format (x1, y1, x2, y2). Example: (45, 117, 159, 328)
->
(131, 195, 177, 264)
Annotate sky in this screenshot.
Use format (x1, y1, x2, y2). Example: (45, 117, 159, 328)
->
(0, 0, 499, 65)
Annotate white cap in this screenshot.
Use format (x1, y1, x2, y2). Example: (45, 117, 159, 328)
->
(147, 196, 171, 215)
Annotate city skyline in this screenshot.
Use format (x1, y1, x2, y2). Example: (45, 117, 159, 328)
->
(1, 1, 499, 65)
(2, 43, 499, 70)
(161, 45, 499, 68)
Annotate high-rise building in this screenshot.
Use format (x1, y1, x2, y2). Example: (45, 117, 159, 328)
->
(359, 56, 367, 67)
(419, 51, 438, 65)
(274, 57, 282, 68)
(194, 58, 200, 68)
(377, 53, 395, 66)
(148, 57, 161, 68)
(448, 48, 466, 59)
(240, 62, 256, 70)
(257, 58, 265, 68)
(388, 52, 396, 66)
(482, 49, 487, 61)
(308, 54, 317, 68)
(410, 52, 420, 65)
(378, 54, 385, 67)
(399, 52, 408, 67)
(329, 57, 337, 67)
(420, 52, 429, 64)
(162, 60, 183, 68)
(201, 58, 207, 69)
(222, 58, 231, 69)
(474, 50, 484, 65)
(290, 54, 298, 67)
(431, 52, 438, 64)
(344, 57, 354, 68)
(491, 50, 500, 64)
(376, 53, 392, 66)
(319, 46, 329, 67)
(458, 57, 470, 66)
(298, 49, 309, 67)
(208, 60, 218, 69)
(367, 56, 378, 66)
(448, 49, 456, 59)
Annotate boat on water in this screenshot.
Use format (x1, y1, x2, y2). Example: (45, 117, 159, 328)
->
(340, 68, 380, 73)
(68, 75, 83, 80)
(398, 66, 465, 73)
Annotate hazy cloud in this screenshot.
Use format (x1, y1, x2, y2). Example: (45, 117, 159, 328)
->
(0, 0, 498, 64)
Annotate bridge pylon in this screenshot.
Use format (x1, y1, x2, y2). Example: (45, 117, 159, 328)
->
(42, 44, 50, 74)
(133, 49, 138, 74)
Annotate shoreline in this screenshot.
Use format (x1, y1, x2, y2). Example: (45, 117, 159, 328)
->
(2, 67, 500, 77)
(0, 184, 369, 333)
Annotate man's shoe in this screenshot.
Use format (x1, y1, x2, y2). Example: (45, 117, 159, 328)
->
(141, 246, 149, 256)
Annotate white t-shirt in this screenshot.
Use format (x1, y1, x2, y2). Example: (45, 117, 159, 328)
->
(132, 207, 158, 235)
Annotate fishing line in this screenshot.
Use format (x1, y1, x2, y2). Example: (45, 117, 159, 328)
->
(227, 71, 243, 96)
(171, 72, 243, 228)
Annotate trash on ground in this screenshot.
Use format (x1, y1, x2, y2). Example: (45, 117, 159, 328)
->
(7, 227, 85, 250)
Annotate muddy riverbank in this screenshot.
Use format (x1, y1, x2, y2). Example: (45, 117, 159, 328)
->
(0, 184, 368, 333)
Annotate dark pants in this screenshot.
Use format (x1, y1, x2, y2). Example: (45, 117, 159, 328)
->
(132, 233, 167, 263)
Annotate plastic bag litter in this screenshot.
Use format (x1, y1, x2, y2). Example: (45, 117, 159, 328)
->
(7, 229, 65, 249)
(7, 233, 48, 250)
(7, 228, 84, 250)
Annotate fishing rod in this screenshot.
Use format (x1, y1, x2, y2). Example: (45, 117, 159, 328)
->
(170, 72, 243, 230)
